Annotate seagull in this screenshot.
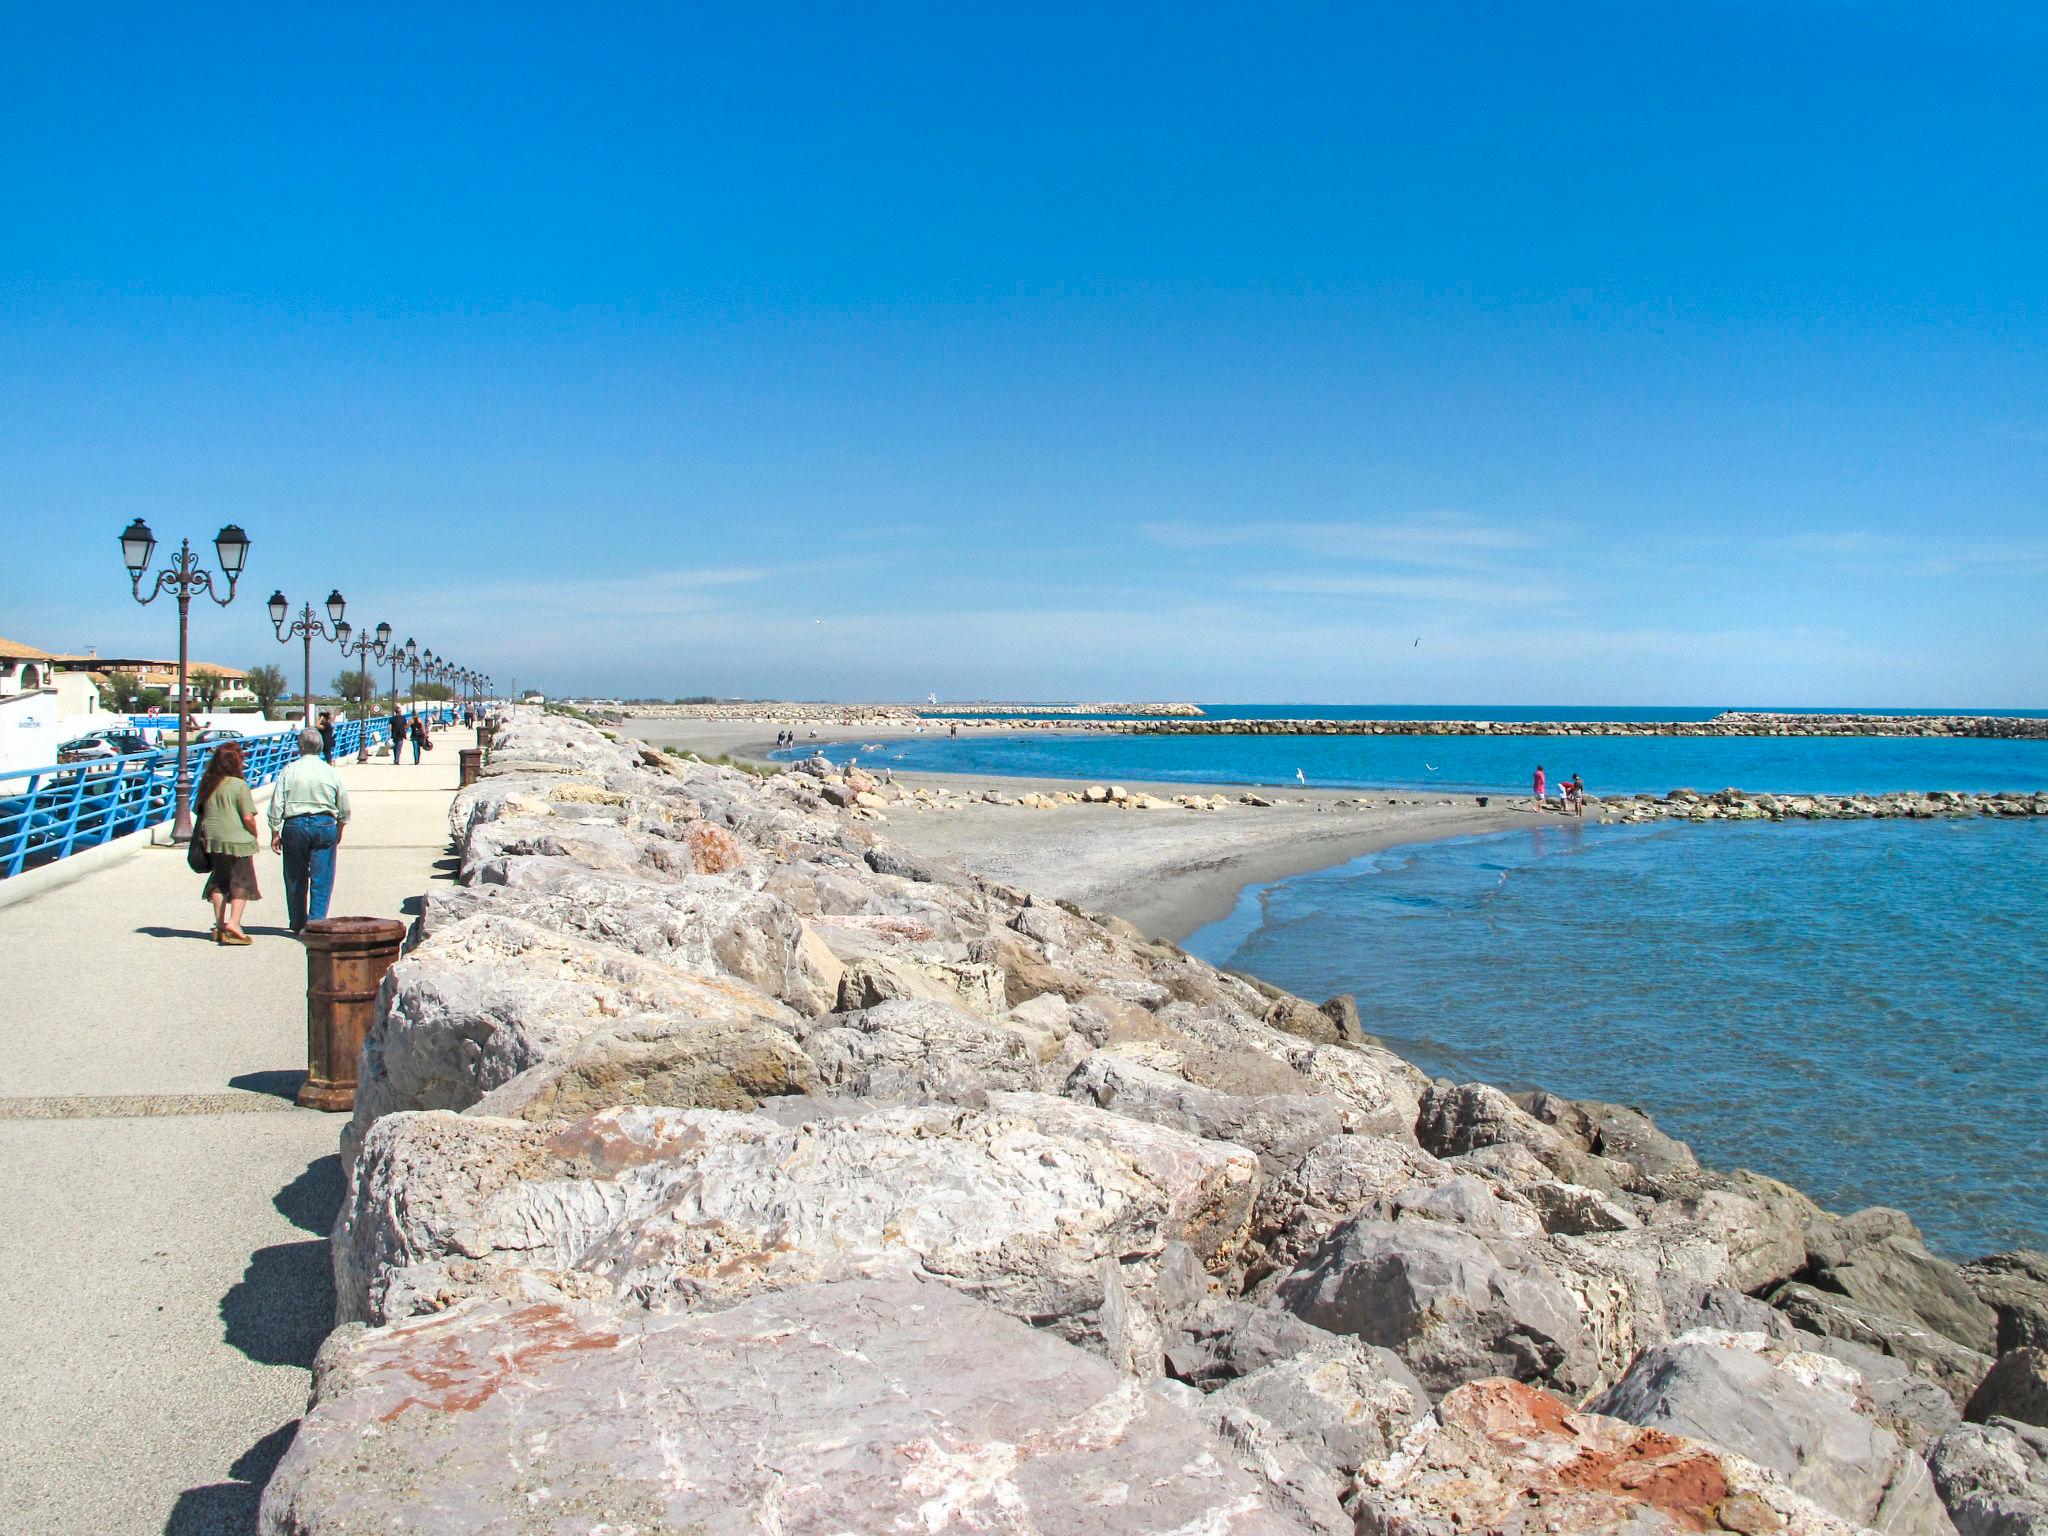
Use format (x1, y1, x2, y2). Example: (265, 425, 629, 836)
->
(1295, 768, 1306, 786)
(1413, 637, 1422, 647)
(1425, 764, 1439, 772)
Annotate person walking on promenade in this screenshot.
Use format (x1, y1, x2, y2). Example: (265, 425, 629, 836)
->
(408, 712, 431, 764)
(194, 742, 261, 946)
(269, 727, 351, 934)
(317, 709, 337, 762)
(1532, 764, 1547, 811)
(388, 705, 406, 765)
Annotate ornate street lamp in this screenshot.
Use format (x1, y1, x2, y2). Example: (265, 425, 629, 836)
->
(406, 640, 425, 713)
(269, 588, 348, 727)
(338, 618, 392, 763)
(119, 519, 251, 841)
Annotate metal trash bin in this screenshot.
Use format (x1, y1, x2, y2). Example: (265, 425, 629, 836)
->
(459, 747, 482, 787)
(298, 916, 407, 1111)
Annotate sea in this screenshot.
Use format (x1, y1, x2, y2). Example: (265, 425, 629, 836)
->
(792, 706, 2048, 1258)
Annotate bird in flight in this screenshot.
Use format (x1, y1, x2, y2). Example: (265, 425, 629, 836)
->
(1413, 637, 1422, 647)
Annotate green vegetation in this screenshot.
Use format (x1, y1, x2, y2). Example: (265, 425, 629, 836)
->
(245, 663, 288, 716)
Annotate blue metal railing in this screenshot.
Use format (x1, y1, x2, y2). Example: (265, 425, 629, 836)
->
(1, 706, 460, 878)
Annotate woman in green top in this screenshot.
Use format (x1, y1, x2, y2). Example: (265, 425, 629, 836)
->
(194, 742, 262, 945)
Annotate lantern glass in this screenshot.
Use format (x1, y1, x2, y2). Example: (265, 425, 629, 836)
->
(375, 621, 392, 646)
(267, 590, 289, 627)
(213, 523, 250, 575)
(120, 519, 157, 575)
(336, 620, 352, 646)
(326, 589, 346, 626)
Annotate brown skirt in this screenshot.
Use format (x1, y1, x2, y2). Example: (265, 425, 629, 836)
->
(203, 853, 262, 902)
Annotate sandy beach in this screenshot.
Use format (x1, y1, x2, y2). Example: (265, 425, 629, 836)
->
(625, 714, 1528, 941)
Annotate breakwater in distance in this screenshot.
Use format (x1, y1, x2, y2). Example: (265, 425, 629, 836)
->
(1100, 712, 2048, 740)
(261, 709, 2048, 1534)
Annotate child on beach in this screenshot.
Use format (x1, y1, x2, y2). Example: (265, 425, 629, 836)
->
(1533, 765, 1546, 809)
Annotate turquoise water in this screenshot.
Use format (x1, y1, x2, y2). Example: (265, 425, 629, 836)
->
(1184, 818, 2048, 1260)
(803, 729, 2046, 797)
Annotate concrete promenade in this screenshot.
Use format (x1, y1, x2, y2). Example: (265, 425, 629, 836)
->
(0, 743, 465, 1534)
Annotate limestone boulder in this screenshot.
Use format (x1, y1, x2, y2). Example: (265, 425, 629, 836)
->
(427, 857, 840, 1014)
(334, 1096, 1260, 1369)
(1968, 1349, 2048, 1429)
(1273, 1215, 1586, 1398)
(1354, 1377, 1879, 1536)
(1806, 1229, 2001, 1357)
(1416, 1082, 1631, 1193)
(1064, 1048, 1346, 1172)
(1961, 1252, 2048, 1354)
(1929, 1419, 2048, 1536)
(1771, 1280, 1995, 1407)
(346, 911, 805, 1152)
(802, 997, 1082, 1100)
(261, 1280, 1318, 1536)
(1587, 1328, 1954, 1535)
(1210, 1335, 1431, 1479)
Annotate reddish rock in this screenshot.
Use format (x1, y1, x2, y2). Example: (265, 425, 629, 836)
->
(1354, 1378, 1874, 1535)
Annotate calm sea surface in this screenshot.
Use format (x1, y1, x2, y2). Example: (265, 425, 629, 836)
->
(794, 711, 2047, 1257)
(1182, 819, 2047, 1260)
(823, 728, 2046, 797)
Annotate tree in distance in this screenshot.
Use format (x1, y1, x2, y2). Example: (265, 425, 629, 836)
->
(97, 669, 145, 712)
(245, 663, 288, 718)
(331, 671, 377, 712)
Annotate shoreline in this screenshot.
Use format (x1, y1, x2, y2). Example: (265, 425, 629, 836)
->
(624, 714, 1529, 942)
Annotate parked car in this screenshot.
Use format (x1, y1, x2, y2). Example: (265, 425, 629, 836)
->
(191, 727, 248, 745)
(56, 730, 153, 764)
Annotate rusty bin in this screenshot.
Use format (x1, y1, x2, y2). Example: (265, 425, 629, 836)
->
(459, 746, 482, 787)
(298, 916, 407, 1111)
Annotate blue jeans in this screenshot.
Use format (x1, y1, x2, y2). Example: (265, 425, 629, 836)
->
(281, 813, 340, 932)
(411, 737, 422, 764)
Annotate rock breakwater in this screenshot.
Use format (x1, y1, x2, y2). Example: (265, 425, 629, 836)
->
(1109, 713, 2048, 740)
(262, 711, 2048, 1533)
(1593, 787, 2048, 823)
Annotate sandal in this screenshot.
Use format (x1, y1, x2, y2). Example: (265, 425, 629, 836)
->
(221, 930, 253, 947)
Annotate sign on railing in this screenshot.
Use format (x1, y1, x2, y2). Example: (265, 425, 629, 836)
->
(0, 706, 460, 879)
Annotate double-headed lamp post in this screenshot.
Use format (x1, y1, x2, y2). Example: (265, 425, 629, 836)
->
(118, 519, 252, 842)
(267, 589, 348, 727)
(338, 619, 391, 762)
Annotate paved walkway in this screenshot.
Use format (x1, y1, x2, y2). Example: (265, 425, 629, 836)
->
(0, 747, 466, 1534)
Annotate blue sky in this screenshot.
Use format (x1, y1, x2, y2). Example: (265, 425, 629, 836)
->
(2, 4, 2043, 704)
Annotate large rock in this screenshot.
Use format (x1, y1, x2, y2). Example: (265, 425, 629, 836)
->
(1929, 1419, 2048, 1536)
(1962, 1253, 2048, 1354)
(334, 1096, 1259, 1370)
(426, 857, 841, 1014)
(1968, 1350, 2048, 1429)
(1354, 1377, 1876, 1536)
(1416, 1082, 1630, 1193)
(1210, 1335, 1431, 1478)
(802, 997, 1082, 1100)
(1588, 1328, 1954, 1535)
(1273, 1216, 1586, 1398)
(261, 1279, 1317, 1535)
(1773, 1280, 1995, 1407)
(1065, 1048, 1347, 1172)
(1806, 1228, 2001, 1357)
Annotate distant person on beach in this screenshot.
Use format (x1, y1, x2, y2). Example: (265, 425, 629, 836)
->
(409, 713, 430, 764)
(270, 727, 351, 933)
(195, 742, 260, 945)
(1568, 773, 1586, 816)
(317, 710, 336, 762)
(1533, 765, 1546, 809)
(388, 706, 406, 765)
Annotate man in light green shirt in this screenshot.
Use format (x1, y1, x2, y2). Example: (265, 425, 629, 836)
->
(269, 728, 352, 932)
